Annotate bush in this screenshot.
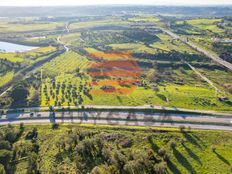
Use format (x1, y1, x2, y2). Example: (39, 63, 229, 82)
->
(163, 154, 170, 162)
(169, 141, 176, 149)
(5, 131, 17, 143)
(158, 148, 166, 157)
(179, 125, 186, 132)
(211, 145, 216, 152)
(25, 128, 38, 140)
(153, 162, 167, 174)
(0, 141, 11, 150)
(52, 123, 59, 129)
(19, 123, 25, 131)
(120, 138, 133, 148)
(0, 164, 5, 174)
(0, 149, 12, 167)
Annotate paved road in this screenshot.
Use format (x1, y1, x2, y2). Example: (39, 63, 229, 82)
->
(7, 104, 232, 116)
(1, 111, 232, 130)
(1, 117, 232, 131)
(162, 28, 232, 71)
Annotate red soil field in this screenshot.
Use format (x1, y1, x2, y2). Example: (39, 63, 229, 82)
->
(88, 51, 133, 60)
(87, 51, 141, 95)
(89, 70, 141, 78)
(91, 60, 140, 71)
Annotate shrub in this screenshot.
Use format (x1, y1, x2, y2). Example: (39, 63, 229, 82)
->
(179, 125, 186, 132)
(0, 149, 12, 167)
(153, 162, 167, 174)
(25, 128, 38, 140)
(211, 145, 216, 152)
(19, 123, 25, 131)
(52, 123, 59, 129)
(169, 141, 176, 149)
(158, 148, 166, 157)
(0, 163, 5, 174)
(163, 154, 170, 162)
(120, 138, 133, 148)
(0, 141, 11, 150)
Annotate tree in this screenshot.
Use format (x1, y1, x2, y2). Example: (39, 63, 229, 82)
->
(153, 162, 167, 174)
(0, 164, 5, 174)
(158, 148, 166, 157)
(27, 152, 39, 174)
(0, 141, 11, 150)
(169, 141, 176, 149)
(25, 128, 38, 140)
(5, 131, 17, 143)
(124, 160, 146, 174)
(0, 149, 12, 171)
(52, 123, 59, 129)
(111, 151, 127, 173)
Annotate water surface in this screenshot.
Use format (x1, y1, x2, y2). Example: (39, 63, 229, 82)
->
(0, 41, 38, 52)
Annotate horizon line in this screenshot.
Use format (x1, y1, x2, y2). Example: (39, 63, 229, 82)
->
(1, 4, 232, 7)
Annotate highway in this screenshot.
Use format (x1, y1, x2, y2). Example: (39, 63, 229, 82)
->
(1, 111, 232, 131)
(162, 28, 232, 71)
(7, 104, 232, 116)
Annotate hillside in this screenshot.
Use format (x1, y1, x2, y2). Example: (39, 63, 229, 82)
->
(0, 124, 231, 173)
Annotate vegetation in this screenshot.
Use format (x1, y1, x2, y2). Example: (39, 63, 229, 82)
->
(0, 124, 231, 173)
(0, 13, 231, 112)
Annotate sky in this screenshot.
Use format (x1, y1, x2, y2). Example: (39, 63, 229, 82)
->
(0, 0, 232, 6)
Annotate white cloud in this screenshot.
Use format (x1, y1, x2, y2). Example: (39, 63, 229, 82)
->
(0, 0, 232, 6)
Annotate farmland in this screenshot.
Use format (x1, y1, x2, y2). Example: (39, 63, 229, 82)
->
(170, 17, 232, 63)
(0, 12, 231, 112)
(0, 5, 232, 174)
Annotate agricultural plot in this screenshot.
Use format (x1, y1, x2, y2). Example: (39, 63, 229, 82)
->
(0, 15, 231, 111)
(150, 33, 196, 53)
(0, 46, 57, 64)
(196, 68, 232, 94)
(41, 74, 91, 106)
(0, 20, 65, 33)
(0, 71, 15, 87)
(128, 16, 160, 22)
(185, 18, 224, 33)
(69, 17, 129, 30)
(171, 17, 232, 63)
(40, 51, 91, 77)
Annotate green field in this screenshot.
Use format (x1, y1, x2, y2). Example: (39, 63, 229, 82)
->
(1, 124, 232, 174)
(0, 15, 231, 112)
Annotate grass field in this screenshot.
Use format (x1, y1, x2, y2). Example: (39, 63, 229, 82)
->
(0, 71, 15, 87)
(40, 51, 91, 77)
(0, 46, 57, 64)
(82, 84, 232, 111)
(40, 73, 91, 106)
(128, 16, 160, 22)
(185, 18, 224, 33)
(69, 17, 129, 30)
(0, 15, 231, 112)
(151, 33, 196, 53)
(5, 124, 232, 174)
(0, 20, 65, 33)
